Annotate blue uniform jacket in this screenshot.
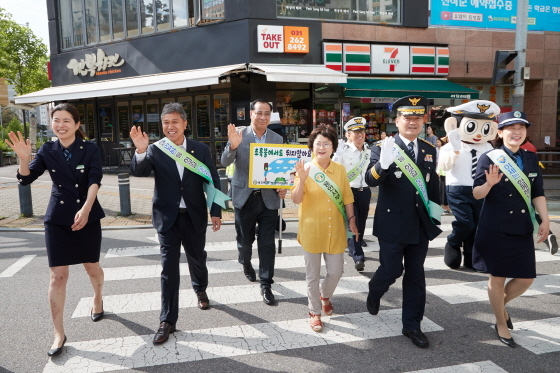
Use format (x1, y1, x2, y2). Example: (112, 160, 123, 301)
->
(130, 138, 222, 234)
(17, 138, 105, 226)
(365, 134, 442, 244)
(474, 146, 544, 236)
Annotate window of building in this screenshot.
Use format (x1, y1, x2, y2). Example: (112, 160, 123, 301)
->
(131, 100, 144, 130)
(60, 0, 73, 49)
(277, 0, 401, 25)
(146, 99, 160, 140)
(178, 96, 193, 138)
(111, 0, 125, 39)
(72, 0, 85, 47)
(125, 0, 140, 37)
(117, 101, 130, 142)
(196, 95, 210, 138)
(140, 0, 155, 34)
(98, 0, 112, 42)
(201, 0, 224, 20)
(85, 0, 99, 44)
(156, 0, 172, 31)
(172, 0, 189, 28)
(213, 93, 229, 138)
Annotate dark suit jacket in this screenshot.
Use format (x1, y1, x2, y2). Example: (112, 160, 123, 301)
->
(18, 138, 105, 226)
(365, 134, 441, 244)
(474, 146, 544, 236)
(130, 138, 222, 234)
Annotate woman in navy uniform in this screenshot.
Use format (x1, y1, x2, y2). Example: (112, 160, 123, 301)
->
(472, 111, 549, 348)
(5, 103, 106, 356)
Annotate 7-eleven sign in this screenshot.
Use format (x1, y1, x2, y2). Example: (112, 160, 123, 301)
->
(371, 45, 410, 75)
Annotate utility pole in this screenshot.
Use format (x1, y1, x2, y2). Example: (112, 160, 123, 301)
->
(512, 0, 528, 111)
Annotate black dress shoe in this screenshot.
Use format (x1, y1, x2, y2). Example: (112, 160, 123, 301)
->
(91, 301, 104, 322)
(505, 313, 513, 330)
(153, 322, 176, 344)
(366, 293, 380, 315)
(402, 329, 429, 348)
(196, 291, 210, 310)
(360, 240, 368, 247)
(261, 287, 275, 305)
(243, 264, 256, 282)
(495, 324, 517, 348)
(355, 260, 365, 271)
(47, 335, 67, 357)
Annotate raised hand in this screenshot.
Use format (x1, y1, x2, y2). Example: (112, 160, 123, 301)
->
(227, 124, 242, 150)
(448, 129, 462, 152)
(485, 164, 503, 186)
(130, 125, 149, 154)
(295, 159, 309, 182)
(379, 136, 396, 169)
(5, 131, 32, 160)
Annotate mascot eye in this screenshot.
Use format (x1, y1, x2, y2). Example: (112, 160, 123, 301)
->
(465, 121, 477, 134)
(482, 122, 491, 136)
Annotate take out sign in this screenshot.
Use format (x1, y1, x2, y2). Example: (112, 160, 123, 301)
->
(257, 25, 309, 54)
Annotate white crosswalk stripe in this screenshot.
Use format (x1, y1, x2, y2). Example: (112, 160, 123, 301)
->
(404, 361, 507, 373)
(45, 309, 443, 373)
(0, 255, 36, 277)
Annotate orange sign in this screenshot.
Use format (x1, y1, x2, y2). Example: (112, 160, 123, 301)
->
(284, 26, 309, 54)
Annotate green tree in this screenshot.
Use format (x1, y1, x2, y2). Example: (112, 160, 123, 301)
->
(0, 7, 50, 137)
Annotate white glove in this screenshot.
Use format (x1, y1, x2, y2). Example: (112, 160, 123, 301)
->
(379, 137, 396, 170)
(448, 129, 462, 152)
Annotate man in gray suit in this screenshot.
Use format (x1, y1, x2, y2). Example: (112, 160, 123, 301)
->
(221, 99, 286, 305)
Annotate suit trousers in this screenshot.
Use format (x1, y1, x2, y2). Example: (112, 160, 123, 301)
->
(158, 211, 208, 325)
(446, 185, 483, 254)
(235, 192, 278, 288)
(303, 250, 344, 315)
(348, 187, 371, 262)
(369, 230, 429, 330)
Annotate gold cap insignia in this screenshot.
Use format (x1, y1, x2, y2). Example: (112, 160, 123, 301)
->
(477, 104, 490, 113)
(354, 118, 363, 124)
(409, 98, 421, 106)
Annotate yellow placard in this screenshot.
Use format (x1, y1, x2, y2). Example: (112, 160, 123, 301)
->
(249, 143, 312, 189)
(284, 26, 309, 54)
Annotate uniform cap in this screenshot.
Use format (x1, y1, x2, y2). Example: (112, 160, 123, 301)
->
(393, 95, 429, 116)
(497, 111, 532, 129)
(344, 117, 366, 131)
(446, 100, 500, 119)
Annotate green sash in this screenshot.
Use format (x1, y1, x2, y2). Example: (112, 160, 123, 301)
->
(392, 143, 443, 222)
(347, 149, 370, 182)
(154, 138, 230, 209)
(308, 163, 353, 238)
(487, 149, 539, 234)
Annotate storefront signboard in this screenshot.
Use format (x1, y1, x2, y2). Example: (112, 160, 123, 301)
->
(370, 45, 410, 75)
(324, 43, 343, 71)
(248, 144, 312, 189)
(430, 0, 560, 32)
(284, 26, 309, 53)
(344, 44, 371, 73)
(258, 25, 309, 54)
(66, 49, 125, 77)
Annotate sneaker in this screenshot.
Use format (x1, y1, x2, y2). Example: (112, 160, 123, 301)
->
(544, 234, 558, 255)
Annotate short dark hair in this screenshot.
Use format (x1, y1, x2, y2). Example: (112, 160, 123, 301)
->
(51, 103, 86, 140)
(307, 124, 338, 157)
(492, 123, 528, 148)
(250, 99, 272, 111)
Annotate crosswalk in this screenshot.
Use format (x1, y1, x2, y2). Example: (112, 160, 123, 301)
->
(36, 223, 560, 372)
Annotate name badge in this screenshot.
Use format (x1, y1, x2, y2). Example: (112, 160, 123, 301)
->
(76, 165, 85, 170)
(528, 173, 537, 177)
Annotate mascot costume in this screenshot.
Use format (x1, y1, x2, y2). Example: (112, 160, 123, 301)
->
(438, 100, 500, 269)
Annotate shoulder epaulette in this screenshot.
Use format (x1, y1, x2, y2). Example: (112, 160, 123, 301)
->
(374, 141, 382, 147)
(419, 138, 435, 147)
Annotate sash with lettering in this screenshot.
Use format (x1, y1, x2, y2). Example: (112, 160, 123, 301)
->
(308, 163, 353, 238)
(347, 149, 370, 182)
(154, 138, 230, 209)
(487, 149, 539, 234)
(391, 143, 443, 222)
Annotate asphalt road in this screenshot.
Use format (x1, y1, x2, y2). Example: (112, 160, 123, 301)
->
(1, 218, 559, 373)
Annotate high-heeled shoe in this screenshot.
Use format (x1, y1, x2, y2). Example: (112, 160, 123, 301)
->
(309, 313, 323, 332)
(91, 301, 104, 322)
(495, 324, 517, 348)
(505, 312, 513, 330)
(47, 335, 67, 357)
(320, 296, 333, 316)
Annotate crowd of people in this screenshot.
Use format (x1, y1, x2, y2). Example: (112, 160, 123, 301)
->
(3, 95, 557, 357)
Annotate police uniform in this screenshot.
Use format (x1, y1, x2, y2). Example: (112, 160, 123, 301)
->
(365, 96, 441, 347)
(333, 117, 371, 269)
(472, 111, 543, 277)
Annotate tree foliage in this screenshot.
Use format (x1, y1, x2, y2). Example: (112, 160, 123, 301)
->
(0, 7, 51, 96)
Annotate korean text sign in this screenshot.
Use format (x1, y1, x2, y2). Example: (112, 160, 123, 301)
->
(249, 144, 312, 189)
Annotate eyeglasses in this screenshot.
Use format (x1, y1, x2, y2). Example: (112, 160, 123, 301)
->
(314, 142, 333, 148)
(252, 111, 271, 117)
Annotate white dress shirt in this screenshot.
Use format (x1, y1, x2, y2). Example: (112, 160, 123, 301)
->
(332, 141, 370, 188)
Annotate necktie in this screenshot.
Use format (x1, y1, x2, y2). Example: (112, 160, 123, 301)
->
(470, 149, 477, 179)
(407, 142, 415, 161)
(63, 149, 71, 162)
(514, 153, 524, 171)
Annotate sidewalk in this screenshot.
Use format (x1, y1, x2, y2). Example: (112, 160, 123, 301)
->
(0, 165, 376, 229)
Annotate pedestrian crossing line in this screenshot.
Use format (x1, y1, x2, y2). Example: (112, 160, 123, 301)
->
(71, 276, 371, 318)
(509, 317, 560, 354)
(424, 251, 560, 272)
(104, 255, 319, 281)
(0, 255, 36, 278)
(104, 239, 302, 258)
(45, 309, 444, 373)
(404, 360, 507, 373)
(427, 274, 560, 304)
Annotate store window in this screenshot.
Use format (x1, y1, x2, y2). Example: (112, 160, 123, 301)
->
(277, 0, 401, 25)
(196, 95, 210, 138)
(131, 100, 144, 130)
(276, 84, 311, 143)
(213, 93, 229, 138)
(59, 0, 73, 49)
(87, 104, 96, 140)
(146, 99, 160, 140)
(178, 96, 193, 138)
(125, 0, 140, 37)
(77, 104, 86, 135)
(112, 0, 125, 39)
(117, 102, 130, 143)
